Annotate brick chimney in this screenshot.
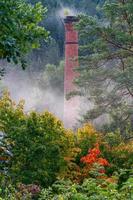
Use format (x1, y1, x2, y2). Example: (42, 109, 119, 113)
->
(64, 16, 79, 128)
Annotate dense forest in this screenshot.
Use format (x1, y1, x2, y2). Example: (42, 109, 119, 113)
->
(0, 0, 133, 199)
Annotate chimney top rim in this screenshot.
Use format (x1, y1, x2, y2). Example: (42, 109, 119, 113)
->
(64, 16, 79, 23)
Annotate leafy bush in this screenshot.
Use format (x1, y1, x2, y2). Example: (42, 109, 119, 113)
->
(0, 179, 32, 200)
(101, 131, 133, 182)
(58, 124, 102, 183)
(39, 175, 133, 200)
(0, 92, 72, 187)
(58, 124, 133, 185)
(75, 124, 102, 164)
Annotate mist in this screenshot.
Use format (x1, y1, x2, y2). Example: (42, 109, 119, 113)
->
(1, 65, 64, 120)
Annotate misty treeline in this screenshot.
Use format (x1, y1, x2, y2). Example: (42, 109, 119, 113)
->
(0, 0, 133, 133)
(32, 0, 132, 133)
(0, 0, 104, 122)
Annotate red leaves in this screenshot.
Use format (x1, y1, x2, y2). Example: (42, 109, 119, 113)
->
(80, 143, 110, 167)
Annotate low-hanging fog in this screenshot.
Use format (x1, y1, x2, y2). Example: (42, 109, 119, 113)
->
(2, 64, 64, 120)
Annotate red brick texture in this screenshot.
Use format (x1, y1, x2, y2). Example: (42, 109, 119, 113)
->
(64, 18, 79, 128)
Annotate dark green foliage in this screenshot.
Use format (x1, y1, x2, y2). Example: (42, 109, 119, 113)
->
(41, 61, 64, 94)
(0, 0, 48, 67)
(75, 0, 133, 131)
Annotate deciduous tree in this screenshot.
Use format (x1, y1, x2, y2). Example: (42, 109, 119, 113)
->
(0, 0, 48, 69)
(0, 92, 70, 187)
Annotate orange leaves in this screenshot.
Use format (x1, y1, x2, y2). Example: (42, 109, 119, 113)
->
(97, 158, 110, 167)
(89, 143, 100, 156)
(79, 143, 110, 182)
(80, 143, 110, 167)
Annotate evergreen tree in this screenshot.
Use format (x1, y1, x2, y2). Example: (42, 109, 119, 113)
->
(76, 0, 133, 132)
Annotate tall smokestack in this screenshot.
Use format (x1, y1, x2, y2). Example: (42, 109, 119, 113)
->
(64, 16, 79, 128)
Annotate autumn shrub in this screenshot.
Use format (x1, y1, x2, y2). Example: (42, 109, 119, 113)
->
(101, 131, 133, 183)
(80, 143, 109, 167)
(74, 123, 102, 167)
(58, 124, 102, 183)
(59, 124, 133, 185)
(79, 143, 110, 181)
(58, 144, 82, 183)
(58, 125, 111, 183)
(1, 174, 133, 200)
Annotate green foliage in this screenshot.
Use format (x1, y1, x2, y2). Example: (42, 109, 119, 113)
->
(0, 175, 133, 199)
(101, 131, 133, 181)
(0, 175, 31, 199)
(0, 184, 31, 200)
(0, 92, 70, 187)
(41, 61, 64, 93)
(103, 130, 124, 147)
(76, 0, 133, 131)
(0, 0, 49, 68)
(39, 175, 133, 200)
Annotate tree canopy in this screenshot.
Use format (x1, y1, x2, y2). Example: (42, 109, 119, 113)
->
(0, 0, 48, 68)
(76, 0, 133, 131)
(0, 92, 70, 186)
